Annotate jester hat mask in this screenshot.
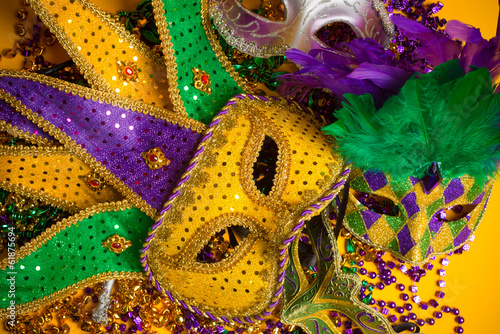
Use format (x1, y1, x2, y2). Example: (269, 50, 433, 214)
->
(0, 0, 402, 328)
(324, 60, 499, 265)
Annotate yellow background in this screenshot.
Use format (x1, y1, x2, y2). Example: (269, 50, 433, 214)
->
(0, 0, 499, 333)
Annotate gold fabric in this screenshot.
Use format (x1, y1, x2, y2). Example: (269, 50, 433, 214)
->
(30, 0, 175, 113)
(144, 95, 348, 320)
(0, 146, 124, 211)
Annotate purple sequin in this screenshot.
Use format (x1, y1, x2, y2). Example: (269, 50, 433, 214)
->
(453, 225, 471, 247)
(364, 170, 387, 191)
(0, 77, 203, 211)
(425, 245, 433, 257)
(410, 176, 419, 186)
(428, 217, 443, 233)
(420, 162, 441, 194)
(397, 224, 415, 255)
(443, 178, 465, 204)
(472, 192, 485, 205)
(360, 209, 381, 229)
(401, 192, 420, 218)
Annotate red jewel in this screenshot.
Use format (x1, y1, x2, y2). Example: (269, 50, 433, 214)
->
(112, 243, 121, 249)
(149, 153, 158, 162)
(89, 179, 101, 188)
(125, 67, 134, 76)
(201, 75, 208, 85)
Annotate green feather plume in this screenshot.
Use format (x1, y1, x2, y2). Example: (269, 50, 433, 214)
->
(322, 60, 500, 183)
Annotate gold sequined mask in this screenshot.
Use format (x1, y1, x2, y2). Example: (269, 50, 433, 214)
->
(141, 94, 350, 321)
(339, 167, 493, 265)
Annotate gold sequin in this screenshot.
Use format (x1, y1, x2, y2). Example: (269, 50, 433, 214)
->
(143, 95, 348, 320)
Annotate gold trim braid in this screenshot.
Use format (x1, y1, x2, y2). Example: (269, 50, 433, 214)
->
(0, 70, 207, 219)
(0, 201, 132, 270)
(28, 0, 178, 115)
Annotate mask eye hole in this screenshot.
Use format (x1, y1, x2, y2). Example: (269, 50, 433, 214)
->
(253, 135, 279, 195)
(196, 226, 250, 263)
(316, 22, 356, 48)
(297, 233, 317, 284)
(432, 204, 478, 222)
(352, 190, 400, 217)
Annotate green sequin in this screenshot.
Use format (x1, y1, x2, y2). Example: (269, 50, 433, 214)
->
(346, 211, 367, 235)
(346, 238, 356, 253)
(160, 0, 243, 124)
(341, 266, 357, 274)
(351, 177, 371, 194)
(390, 178, 412, 198)
(386, 216, 405, 234)
(466, 181, 482, 203)
(362, 292, 373, 304)
(386, 238, 399, 253)
(474, 205, 486, 230)
(426, 198, 444, 220)
(449, 219, 467, 238)
(0, 208, 151, 308)
(419, 229, 431, 260)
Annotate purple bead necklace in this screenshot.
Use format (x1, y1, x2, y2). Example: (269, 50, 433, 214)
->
(352, 235, 474, 333)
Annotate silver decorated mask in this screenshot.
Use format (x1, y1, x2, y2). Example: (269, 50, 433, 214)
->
(210, 0, 394, 57)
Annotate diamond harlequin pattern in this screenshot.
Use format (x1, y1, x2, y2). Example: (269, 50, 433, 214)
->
(340, 168, 494, 265)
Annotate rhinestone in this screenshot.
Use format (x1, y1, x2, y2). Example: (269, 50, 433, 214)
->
(125, 67, 134, 76)
(89, 179, 101, 188)
(149, 154, 158, 162)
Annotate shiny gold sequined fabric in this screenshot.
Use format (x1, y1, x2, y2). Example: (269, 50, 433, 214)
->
(0, 146, 124, 211)
(144, 96, 346, 319)
(30, 0, 175, 113)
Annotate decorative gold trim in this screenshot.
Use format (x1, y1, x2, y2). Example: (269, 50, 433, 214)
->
(342, 177, 495, 266)
(80, 172, 107, 192)
(0, 144, 80, 213)
(278, 209, 396, 334)
(240, 111, 290, 211)
(0, 144, 126, 213)
(192, 68, 212, 95)
(0, 70, 206, 133)
(151, 0, 186, 115)
(116, 60, 139, 82)
(0, 271, 146, 320)
(0, 144, 69, 157)
(208, 1, 290, 58)
(102, 234, 133, 254)
(141, 147, 170, 170)
(0, 201, 132, 270)
(0, 70, 207, 219)
(28, 0, 179, 117)
(151, 0, 255, 107)
(200, 0, 255, 93)
(0, 181, 79, 213)
(0, 119, 56, 147)
(172, 213, 268, 272)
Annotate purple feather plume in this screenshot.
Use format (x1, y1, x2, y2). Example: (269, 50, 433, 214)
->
(393, 7, 500, 91)
(278, 39, 419, 108)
